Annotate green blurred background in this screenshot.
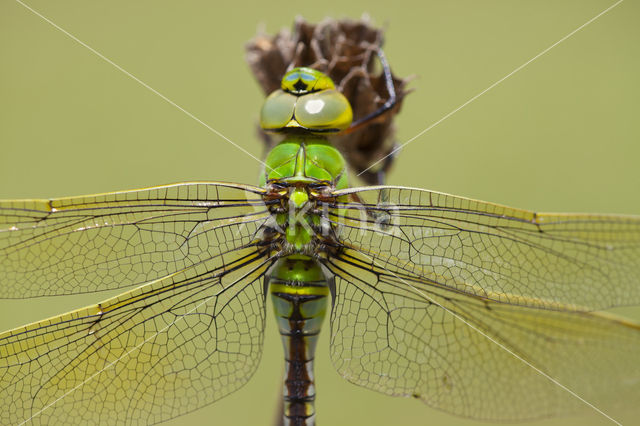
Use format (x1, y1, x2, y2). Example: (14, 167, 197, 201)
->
(1, 0, 638, 425)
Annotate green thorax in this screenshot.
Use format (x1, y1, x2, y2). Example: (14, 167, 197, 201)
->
(260, 137, 348, 188)
(260, 137, 348, 251)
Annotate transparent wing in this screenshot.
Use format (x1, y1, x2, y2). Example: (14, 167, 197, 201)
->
(323, 186, 640, 420)
(326, 249, 640, 421)
(0, 182, 269, 298)
(0, 246, 274, 425)
(328, 186, 640, 311)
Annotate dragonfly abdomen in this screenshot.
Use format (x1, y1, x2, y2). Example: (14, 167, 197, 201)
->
(269, 257, 329, 426)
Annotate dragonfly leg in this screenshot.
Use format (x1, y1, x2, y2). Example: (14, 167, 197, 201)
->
(345, 47, 397, 134)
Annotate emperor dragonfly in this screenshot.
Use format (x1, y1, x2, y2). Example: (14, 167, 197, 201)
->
(1, 61, 639, 426)
(1, 8, 640, 424)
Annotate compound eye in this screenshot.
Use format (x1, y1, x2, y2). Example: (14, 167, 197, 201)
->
(260, 90, 296, 131)
(294, 90, 353, 133)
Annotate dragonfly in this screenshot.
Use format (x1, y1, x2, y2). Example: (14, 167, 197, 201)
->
(2, 58, 640, 426)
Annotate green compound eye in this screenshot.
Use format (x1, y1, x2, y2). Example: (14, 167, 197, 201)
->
(281, 67, 335, 95)
(293, 90, 352, 132)
(260, 90, 296, 131)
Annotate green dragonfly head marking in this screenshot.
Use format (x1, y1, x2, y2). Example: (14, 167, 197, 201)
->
(281, 67, 335, 94)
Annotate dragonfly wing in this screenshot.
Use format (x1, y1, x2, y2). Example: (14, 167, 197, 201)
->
(326, 249, 640, 421)
(0, 182, 269, 298)
(328, 186, 640, 311)
(323, 186, 640, 420)
(0, 246, 273, 425)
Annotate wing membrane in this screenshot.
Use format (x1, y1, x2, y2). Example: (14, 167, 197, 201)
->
(328, 186, 640, 311)
(0, 245, 274, 425)
(323, 186, 640, 420)
(326, 249, 640, 421)
(0, 182, 269, 298)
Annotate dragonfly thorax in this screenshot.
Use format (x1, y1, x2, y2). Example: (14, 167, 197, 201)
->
(259, 137, 348, 253)
(260, 136, 348, 188)
(262, 182, 334, 254)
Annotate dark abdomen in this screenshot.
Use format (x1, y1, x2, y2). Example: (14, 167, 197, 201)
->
(269, 256, 329, 426)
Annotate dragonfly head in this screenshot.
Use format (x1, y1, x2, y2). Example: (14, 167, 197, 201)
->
(260, 67, 353, 134)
